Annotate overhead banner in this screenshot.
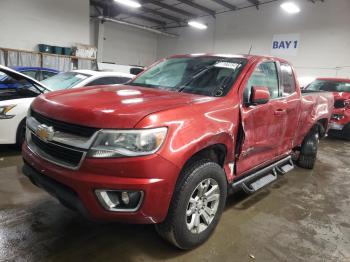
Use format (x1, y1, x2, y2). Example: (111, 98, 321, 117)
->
(271, 33, 300, 56)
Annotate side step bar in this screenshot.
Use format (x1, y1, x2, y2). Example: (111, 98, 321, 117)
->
(232, 156, 294, 194)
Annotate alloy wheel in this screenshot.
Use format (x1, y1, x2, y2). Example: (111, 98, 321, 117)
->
(186, 178, 220, 234)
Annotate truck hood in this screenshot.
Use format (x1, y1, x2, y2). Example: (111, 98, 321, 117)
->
(32, 85, 213, 128)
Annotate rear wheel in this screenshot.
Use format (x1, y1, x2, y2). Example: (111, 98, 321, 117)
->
(155, 160, 227, 250)
(297, 128, 319, 169)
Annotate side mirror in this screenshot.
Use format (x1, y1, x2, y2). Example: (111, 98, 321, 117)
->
(251, 86, 270, 105)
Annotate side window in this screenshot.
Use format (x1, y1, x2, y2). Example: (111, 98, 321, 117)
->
(86, 77, 131, 86)
(21, 70, 39, 80)
(0, 71, 41, 97)
(243, 61, 279, 104)
(42, 71, 57, 80)
(114, 77, 132, 84)
(280, 63, 296, 96)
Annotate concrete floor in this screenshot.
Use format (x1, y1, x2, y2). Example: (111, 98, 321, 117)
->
(0, 138, 349, 262)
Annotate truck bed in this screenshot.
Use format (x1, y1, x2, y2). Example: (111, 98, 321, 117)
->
(294, 91, 334, 146)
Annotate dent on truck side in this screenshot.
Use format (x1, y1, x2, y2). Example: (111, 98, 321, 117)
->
(135, 59, 255, 184)
(294, 93, 334, 146)
(135, 96, 241, 183)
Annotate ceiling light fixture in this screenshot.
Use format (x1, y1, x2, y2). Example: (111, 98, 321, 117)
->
(188, 20, 207, 30)
(280, 2, 301, 14)
(114, 0, 141, 8)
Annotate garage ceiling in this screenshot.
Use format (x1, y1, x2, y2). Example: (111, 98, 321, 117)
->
(90, 0, 277, 30)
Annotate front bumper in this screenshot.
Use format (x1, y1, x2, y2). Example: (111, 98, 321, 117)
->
(329, 122, 345, 131)
(0, 117, 20, 144)
(329, 108, 350, 138)
(328, 122, 350, 139)
(22, 142, 180, 224)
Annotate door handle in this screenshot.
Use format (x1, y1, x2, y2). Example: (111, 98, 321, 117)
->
(274, 109, 286, 115)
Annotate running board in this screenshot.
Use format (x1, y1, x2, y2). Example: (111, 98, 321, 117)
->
(232, 156, 294, 194)
(276, 158, 294, 175)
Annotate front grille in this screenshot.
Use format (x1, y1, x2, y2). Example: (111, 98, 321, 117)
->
(31, 109, 98, 137)
(31, 134, 85, 167)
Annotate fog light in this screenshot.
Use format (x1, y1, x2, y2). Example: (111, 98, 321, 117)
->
(95, 190, 143, 212)
(121, 191, 130, 205)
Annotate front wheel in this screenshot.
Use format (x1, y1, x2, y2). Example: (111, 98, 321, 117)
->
(155, 160, 227, 250)
(297, 128, 319, 169)
(16, 118, 26, 149)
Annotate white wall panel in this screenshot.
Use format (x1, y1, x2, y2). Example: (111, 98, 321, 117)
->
(157, 0, 350, 78)
(99, 21, 158, 66)
(0, 0, 90, 51)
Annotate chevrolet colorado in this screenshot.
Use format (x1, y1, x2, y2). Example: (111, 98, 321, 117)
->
(22, 54, 334, 249)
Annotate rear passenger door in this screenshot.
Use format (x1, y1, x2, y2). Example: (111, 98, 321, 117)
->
(237, 60, 288, 175)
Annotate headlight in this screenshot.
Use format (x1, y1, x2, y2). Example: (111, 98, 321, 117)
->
(87, 127, 167, 158)
(0, 105, 16, 119)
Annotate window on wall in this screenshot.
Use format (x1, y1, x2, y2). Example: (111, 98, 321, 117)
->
(243, 61, 279, 104)
(280, 63, 296, 96)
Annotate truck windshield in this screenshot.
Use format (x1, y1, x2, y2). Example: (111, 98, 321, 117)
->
(307, 80, 350, 93)
(41, 72, 90, 91)
(129, 57, 247, 97)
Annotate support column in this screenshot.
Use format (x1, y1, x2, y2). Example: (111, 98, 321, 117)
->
(97, 20, 105, 63)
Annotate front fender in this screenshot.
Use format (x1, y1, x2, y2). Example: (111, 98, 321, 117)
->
(135, 98, 240, 179)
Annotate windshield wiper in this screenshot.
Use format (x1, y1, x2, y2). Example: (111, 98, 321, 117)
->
(176, 65, 215, 93)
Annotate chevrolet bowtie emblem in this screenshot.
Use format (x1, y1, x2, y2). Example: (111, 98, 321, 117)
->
(36, 124, 55, 142)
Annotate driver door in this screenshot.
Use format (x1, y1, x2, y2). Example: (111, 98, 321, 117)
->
(236, 61, 287, 175)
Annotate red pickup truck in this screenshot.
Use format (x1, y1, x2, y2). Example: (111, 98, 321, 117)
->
(22, 54, 333, 249)
(305, 78, 350, 139)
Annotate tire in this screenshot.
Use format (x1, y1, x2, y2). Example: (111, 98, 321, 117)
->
(16, 118, 26, 149)
(297, 128, 319, 169)
(342, 124, 350, 141)
(155, 160, 227, 250)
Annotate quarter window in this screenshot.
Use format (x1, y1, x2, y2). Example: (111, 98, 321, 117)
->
(243, 61, 279, 103)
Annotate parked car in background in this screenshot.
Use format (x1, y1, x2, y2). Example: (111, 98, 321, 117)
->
(0, 66, 135, 146)
(305, 78, 350, 139)
(22, 54, 333, 249)
(0, 67, 59, 89)
(0, 65, 51, 146)
(98, 62, 144, 75)
(13, 66, 59, 81)
(41, 70, 134, 91)
(298, 76, 316, 90)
